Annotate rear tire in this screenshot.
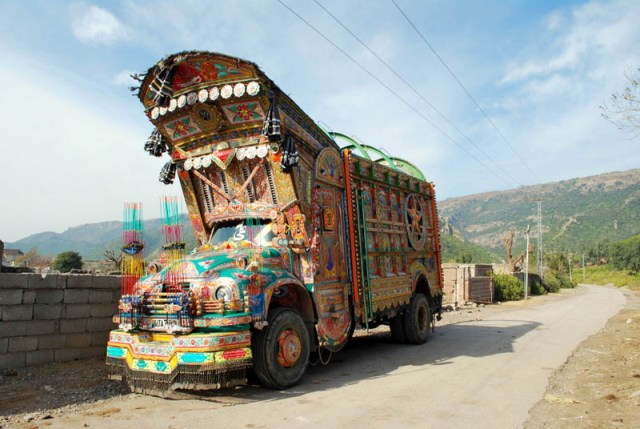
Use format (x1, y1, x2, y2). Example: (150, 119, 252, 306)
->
(252, 307, 310, 389)
(403, 293, 431, 344)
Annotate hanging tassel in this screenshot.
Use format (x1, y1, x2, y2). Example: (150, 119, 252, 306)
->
(262, 98, 281, 142)
(144, 130, 167, 157)
(280, 134, 299, 170)
(159, 161, 177, 184)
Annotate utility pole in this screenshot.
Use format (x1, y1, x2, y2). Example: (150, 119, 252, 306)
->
(582, 254, 585, 281)
(567, 253, 572, 283)
(524, 224, 530, 300)
(536, 200, 543, 278)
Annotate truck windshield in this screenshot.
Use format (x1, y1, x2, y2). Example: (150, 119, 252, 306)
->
(209, 220, 274, 247)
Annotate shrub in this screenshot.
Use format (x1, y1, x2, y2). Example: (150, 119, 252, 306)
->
(543, 271, 576, 291)
(543, 273, 561, 293)
(493, 273, 524, 301)
(529, 276, 547, 295)
(52, 251, 83, 273)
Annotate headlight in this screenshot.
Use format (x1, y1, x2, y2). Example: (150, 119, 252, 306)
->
(214, 285, 233, 301)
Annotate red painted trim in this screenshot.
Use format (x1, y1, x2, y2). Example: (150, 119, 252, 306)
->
(342, 149, 360, 305)
(429, 182, 444, 291)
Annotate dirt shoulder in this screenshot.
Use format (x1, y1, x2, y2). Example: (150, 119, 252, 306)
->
(525, 287, 640, 428)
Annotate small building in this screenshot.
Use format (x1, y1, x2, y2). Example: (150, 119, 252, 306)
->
(442, 263, 494, 306)
(3, 248, 24, 266)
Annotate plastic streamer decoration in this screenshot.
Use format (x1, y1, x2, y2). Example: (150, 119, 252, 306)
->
(122, 203, 145, 295)
(160, 196, 186, 293)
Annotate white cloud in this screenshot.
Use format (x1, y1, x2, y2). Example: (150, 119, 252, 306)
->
(112, 70, 136, 86)
(71, 4, 130, 45)
(501, 0, 640, 85)
(0, 52, 170, 242)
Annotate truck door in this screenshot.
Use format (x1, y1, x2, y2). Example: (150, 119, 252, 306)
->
(312, 148, 352, 352)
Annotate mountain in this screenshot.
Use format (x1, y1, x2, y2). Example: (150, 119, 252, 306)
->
(8, 214, 496, 263)
(5, 217, 197, 260)
(439, 233, 502, 263)
(439, 168, 640, 256)
(6, 168, 639, 263)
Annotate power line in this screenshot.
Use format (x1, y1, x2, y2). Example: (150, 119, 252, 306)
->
(391, 0, 541, 184)
(312, 0, 522, 188)
(277, 0, 516, 188)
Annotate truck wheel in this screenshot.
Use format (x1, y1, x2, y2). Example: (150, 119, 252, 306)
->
(252, 307, 310, 389)
(389, 314, 406, 343)
(403, 293, 431, 344)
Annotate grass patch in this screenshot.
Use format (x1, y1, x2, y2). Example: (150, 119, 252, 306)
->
(580, 265, 640, 290)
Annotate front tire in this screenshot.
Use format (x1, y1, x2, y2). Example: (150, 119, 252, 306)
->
(252, 307, 310, 389)
(403, 293, 431, 344)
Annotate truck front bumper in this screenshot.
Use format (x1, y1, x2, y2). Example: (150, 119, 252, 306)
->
(106, 329, 252, 392)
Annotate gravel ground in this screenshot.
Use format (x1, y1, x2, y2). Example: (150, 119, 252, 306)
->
(0, 358, 130, 428)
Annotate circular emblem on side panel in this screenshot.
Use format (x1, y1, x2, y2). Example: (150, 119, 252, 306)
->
(247, 81, 260, 96)
(198, 89, 209, 103)
(404, 193, 427, 250)
(183, 158, 193, 170)
(220, 84, 233, 99)
(192, 156, 202, 169)
(168, 98, 177, 112)
(233, 83, 246, 97)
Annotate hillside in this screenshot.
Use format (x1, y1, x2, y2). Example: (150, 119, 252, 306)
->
(439, 233, 501, 263)
(5, 217, 197, 260)
(7, 215, 496, 263)
(6, 168, 639, 262)
(439, 168, 640, 255)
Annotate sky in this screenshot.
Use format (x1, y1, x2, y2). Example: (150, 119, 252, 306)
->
(0, 0, 639, 242)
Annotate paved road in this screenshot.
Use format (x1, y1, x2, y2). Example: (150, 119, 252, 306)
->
(49, 285, 626, 429)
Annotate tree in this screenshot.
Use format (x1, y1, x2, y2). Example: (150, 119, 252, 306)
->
(14, 248, 52, 269)
(610, 235, 640, 274)
(52, 251, 83, 273)
(601, 67, 640, 137)
(104, 249, 123, 270)
(543, 252, 576, 289)
(504, 230, 524, 273)
(456, 252, 473, 263)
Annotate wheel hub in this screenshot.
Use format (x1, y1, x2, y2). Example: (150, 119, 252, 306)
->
(277, 329, 302, 367)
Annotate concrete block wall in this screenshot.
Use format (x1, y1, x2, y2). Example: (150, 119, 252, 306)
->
(0, 273, 121, 369)
(441, 263, 494, 306)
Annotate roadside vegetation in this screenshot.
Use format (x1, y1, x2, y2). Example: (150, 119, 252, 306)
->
(581, 265, 640, 290)
(494, 250, 578, 302)
(581, 234, 640, 290)
(439, 233, 501, 264)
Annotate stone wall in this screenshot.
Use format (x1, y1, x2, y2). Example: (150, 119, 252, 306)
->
(0, 273, 120, 369)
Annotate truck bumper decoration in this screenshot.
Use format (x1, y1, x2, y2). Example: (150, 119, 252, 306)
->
(106, 329, 252, 390)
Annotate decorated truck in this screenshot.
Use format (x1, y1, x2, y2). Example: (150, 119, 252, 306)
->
(107, 51, 443, 394)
